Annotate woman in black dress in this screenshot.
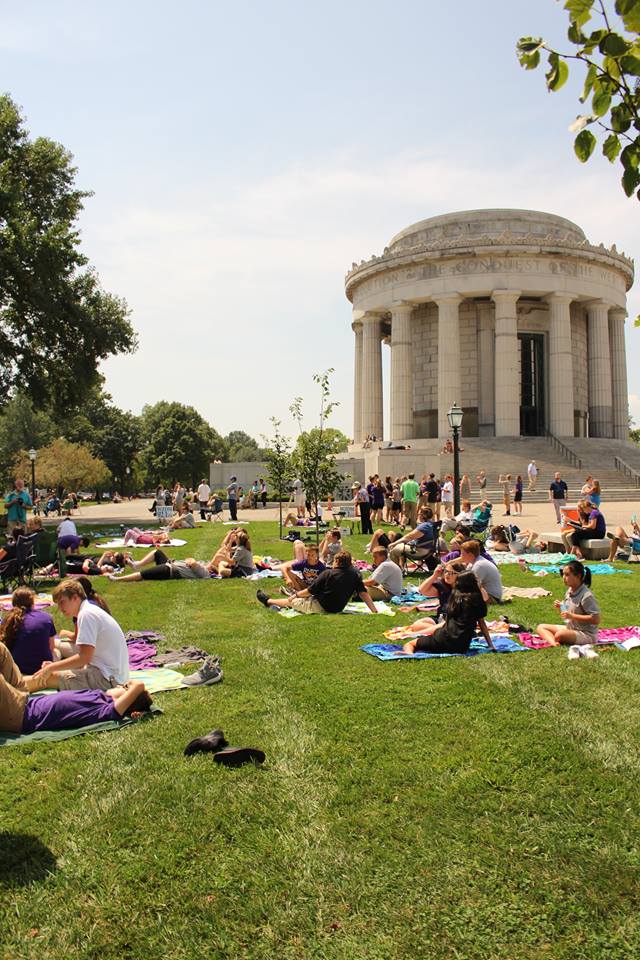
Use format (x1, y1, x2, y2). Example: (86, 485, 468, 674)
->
(402, 572, 495, 654)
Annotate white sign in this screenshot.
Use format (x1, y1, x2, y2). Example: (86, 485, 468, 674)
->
(156, 506, 173, 521)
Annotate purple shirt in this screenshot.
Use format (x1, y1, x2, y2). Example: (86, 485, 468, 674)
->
(58, 534, 82, 551)
(11, 610, 56, 674)
(22, 689, 119, 733)
(291, 559, 326, 584)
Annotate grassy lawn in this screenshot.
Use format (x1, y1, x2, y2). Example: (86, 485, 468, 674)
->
(2, 521, 640, 960)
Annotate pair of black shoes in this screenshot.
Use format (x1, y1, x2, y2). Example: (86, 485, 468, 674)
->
(184, 728, 265, 767)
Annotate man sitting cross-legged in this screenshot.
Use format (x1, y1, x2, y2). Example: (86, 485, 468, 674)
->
(257, 550, 377, 615)
(279, 543, 326, 596)
(362, 546, 403, 601)
(389, 507, 438, 572)
(32, 579, 129, 691)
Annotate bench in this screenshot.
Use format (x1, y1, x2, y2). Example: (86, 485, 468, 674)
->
(541, 531, 610, 560)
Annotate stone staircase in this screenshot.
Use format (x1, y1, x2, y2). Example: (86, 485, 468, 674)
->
(340, 436, 640, 502)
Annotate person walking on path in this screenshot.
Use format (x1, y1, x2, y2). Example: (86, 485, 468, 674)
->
(527, 461, 538, 491)
(549, 472, 568, 524)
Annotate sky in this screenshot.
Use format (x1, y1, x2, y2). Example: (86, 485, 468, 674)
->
(2, 0, 639, 439)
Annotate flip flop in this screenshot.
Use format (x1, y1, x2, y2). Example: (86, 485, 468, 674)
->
(213, 747, 265, 768)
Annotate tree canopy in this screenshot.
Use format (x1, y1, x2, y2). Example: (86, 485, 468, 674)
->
(517, 1, 640, 199)
(224, 430, 266, 462)
(14, 438, 109, 491)
(0, 94, 137, 409)
(139, 401, 226, 486)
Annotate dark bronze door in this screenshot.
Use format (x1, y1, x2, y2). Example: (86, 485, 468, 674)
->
(519, 334, 545, 436)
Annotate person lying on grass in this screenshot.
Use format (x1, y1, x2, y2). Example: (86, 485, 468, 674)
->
(417, 559, 467, 614)
(362, 546, 403, 601)
(123, 528, 171, 546)
(536, 560, 601, 647)
(279, 543, 325, 596)
(63, 549, 127, 576)
(401, 571, 495, 655)
(0, 639, 151, 734)
(257, 550, 378, 615)
(109, 549, 213, 581)
(606, 516, 640, 562)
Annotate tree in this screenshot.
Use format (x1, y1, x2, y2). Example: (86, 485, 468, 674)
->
(0, 392, 58, 485)
(63, 388, 141, 491)
(293, 427, 349, 458)
(224, 430, 265, 462)
(0, 95, 137, 410)
(13, 438, 109, 492)
(139, 401, 226, 487)
(290, 370, 342, 544)
(262, 418, 294, 540)
(517, 1, 640, 199)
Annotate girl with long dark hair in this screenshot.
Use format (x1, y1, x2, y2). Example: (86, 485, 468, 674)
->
(402, 571, 495, 655)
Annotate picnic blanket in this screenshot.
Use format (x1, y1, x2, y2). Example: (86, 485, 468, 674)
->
(0, 705, 162, 748)
(247, 569, 283, 580)
(390, 588, 428, 605)
(527, 563, 631, 575)
(277, 600, 396, 619)
(501, 586, 551, 600)
(97, 538, 188, 549)
(490, 552, 573, 566)
(128, 667, 189, 692)
(0, 593, 54, 612)
(517, 626, 640, 649)
(126, 630, 165, 670)
(360, 635, 527, 661)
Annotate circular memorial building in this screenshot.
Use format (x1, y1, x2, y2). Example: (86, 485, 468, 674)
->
(345, 209, 633, 443)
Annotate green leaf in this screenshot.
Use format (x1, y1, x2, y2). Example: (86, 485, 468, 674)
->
(599, 32, 629, 56)
(620, 54, 640, 75)
(603, 55, 621, 80)
(592, 86, 612, 116)
(546, 52, 570, 91)
(621, 164, 640, 196)
(621, 143, 640, 169)
(518, 37, 544, 53)
(611, 103, 632, 132)
(574, 128, 597, 161)
(517, 38, 543, 69)
(568, 22, 584, 44)
(580, 63, 598, 102)
(565, 0, 594, 27)
(616, 0, 640, 34)
(603, 133, 622, 162)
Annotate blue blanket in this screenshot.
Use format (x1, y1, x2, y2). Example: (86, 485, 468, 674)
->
(528, 563, 631, 575)
(360, 635, 527, 660)
(389, 588, 427, 605)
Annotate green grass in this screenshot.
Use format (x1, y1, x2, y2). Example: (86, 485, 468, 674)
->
(2, 522, 640, 960)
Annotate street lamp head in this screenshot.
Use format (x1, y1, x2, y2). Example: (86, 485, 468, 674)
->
(447, 403, 464, 430)
(28, 448, 37, 461)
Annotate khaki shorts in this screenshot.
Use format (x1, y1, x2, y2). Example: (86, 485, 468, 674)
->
(367, 584, 392, 601)
(56, 664, 115, 691)
(290, 597, 326, 615)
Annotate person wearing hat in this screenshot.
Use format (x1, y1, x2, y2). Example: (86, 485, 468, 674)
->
(227, 476, 239, 522)
(352, 482, 372, 535)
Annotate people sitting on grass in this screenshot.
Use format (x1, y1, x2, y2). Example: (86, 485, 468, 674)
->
(109, 549, 213, 581)
(0, 587, 57, 674)
(54, 576, 111, 660)
(63, 550, 126, 576)
(365, 528, 401, 555)
(0, 640, 151, 735)
(389, 508, 438, 571)
(606, 516, 640, 562)
(362, 546, 403, 601)
(0, 525, 25, 564)
(458, 540, 503, 603)
(216, 531, 257, 578)
(279, 543, 325, 595)
(166, 501, 196, 531)
(440, 500, 473, 534)
(401, 570, 495, 655)
(257, 550, 378, 615)
(417, 559, 468, 613)
(561, 499, 606, 558)
(123, 528, 171, 546)
(319, 528, 342, 565)
(29, 579, 129, 691)
(535, 560, 601, 647)
(441, 528, 495, 565)
(487, 525, 546, 555)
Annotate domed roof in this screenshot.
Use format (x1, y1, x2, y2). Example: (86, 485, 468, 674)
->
(387, 208, 586, 254)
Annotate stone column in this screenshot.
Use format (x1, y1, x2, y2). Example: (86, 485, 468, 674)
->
(390, 302, 414, 440)
(492, 290, 521, 436)
(546, 293, 574, 436)
(352, 320, 363, 443)
(476, 301, 494, 435)
(586, 300, 613, 437)
(609, 306, 629, 441)
(435, 295, 462, 436)
(361, 312, 384, 440)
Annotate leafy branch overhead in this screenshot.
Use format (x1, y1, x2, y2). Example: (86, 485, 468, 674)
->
(517, 0, 640, 199)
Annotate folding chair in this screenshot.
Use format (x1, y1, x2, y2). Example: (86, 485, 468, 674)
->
(0, 534, 38, 591)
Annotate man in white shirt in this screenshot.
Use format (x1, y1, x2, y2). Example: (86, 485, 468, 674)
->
(35, 579, 129, 690)
(527, 461, 538, 491)
(57, 516, 77, 538)
(197, 478, 211, 520)
(441, 475, 454, 518)
(363, 547, 404, 600)
(292, 478, 305, 518)
(459, 540, 503, 604)
(440, 500, 473, 533)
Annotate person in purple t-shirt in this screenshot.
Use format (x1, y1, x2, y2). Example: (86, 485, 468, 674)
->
(561, 499, 607, 559)
(0, 587, 56, 674)
(280, 543, 325, 594)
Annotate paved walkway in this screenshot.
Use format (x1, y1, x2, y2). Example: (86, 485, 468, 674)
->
(38, 497, 640, 534)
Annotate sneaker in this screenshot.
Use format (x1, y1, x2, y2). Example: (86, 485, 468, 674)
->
(256, 589, 270, 607)
(581, 645, 599, 659)
(213, 746, 265, 768)
(567, 645, 581, 660)
(181, 656, 223, 686)
(279, 585, 295, 597)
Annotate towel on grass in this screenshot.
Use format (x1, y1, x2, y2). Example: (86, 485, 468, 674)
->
(360, 635, 527, 660)
(527, 563, 630, 575)
(247, 569, 283, 580)
(501, 586, 552, 600)
(126, 631, 165, 670)
(0, 705, 162, 748)
(491, 552, 573, 566)
(97, 538, 187, 549)
(277, 600, 395, 619)
(1, 593, 53, 611)
(518, 626, 640, 649)
(390, 588, 428, 605)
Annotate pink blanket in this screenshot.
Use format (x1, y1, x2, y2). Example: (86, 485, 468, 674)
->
(517, 626, 640, 649)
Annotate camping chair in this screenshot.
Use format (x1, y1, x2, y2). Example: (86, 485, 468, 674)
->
(402, 538, 439, 577)
(0, 534, 39, 591)
(470, 513, 492, 540)
(209, 497, 223, 522)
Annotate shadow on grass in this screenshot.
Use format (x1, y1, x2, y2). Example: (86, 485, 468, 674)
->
(0, 832, 57, 888)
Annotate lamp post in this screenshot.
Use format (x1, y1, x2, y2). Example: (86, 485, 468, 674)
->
(28, 448, 37, 504)
(126, 466, 131, 499)
(447, 403, 464, 515)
